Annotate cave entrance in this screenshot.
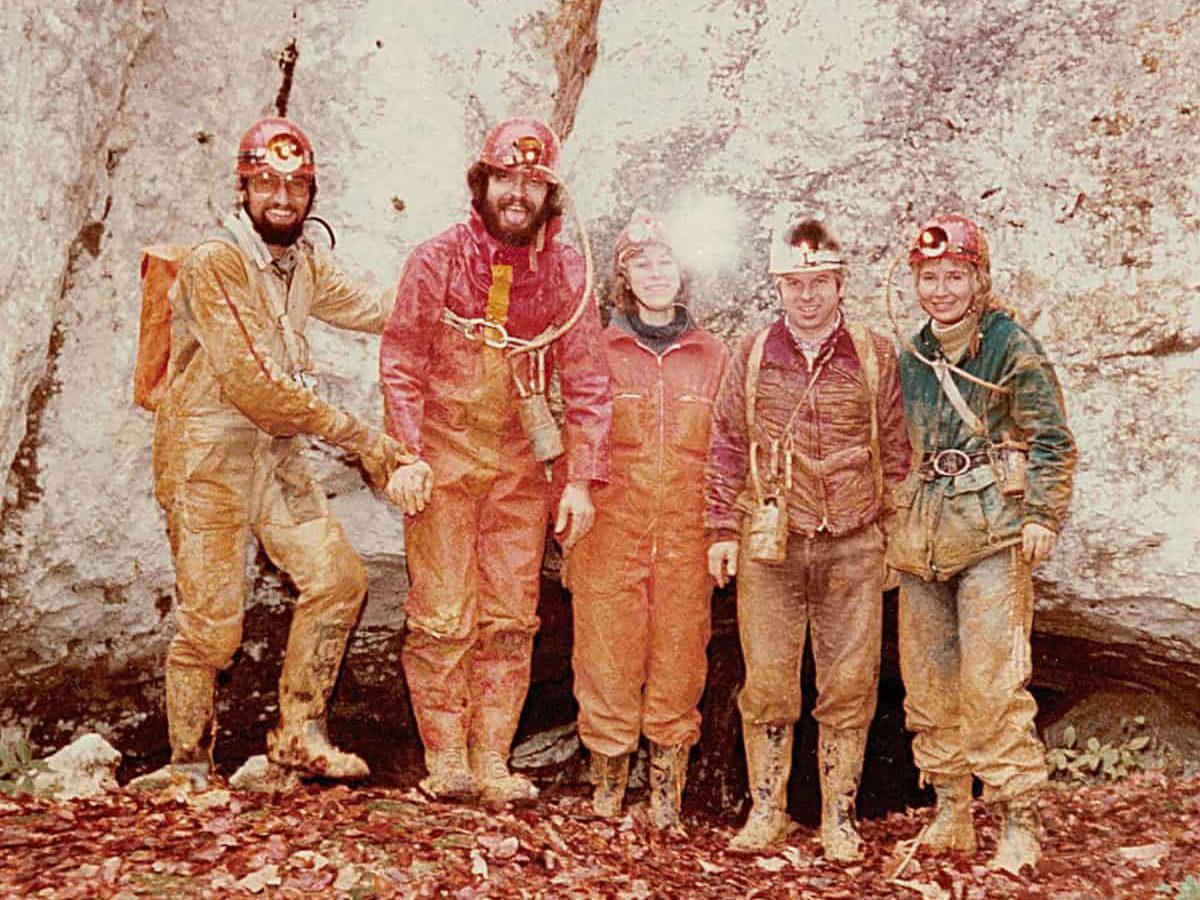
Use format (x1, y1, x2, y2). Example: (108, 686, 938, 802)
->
(112, 580, 938, 827)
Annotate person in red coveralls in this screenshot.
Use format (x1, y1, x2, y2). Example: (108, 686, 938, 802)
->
(379, 118, 611, 804)
(566, 209, 730, 828)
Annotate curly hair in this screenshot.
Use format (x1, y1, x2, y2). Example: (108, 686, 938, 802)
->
(608, 247, 691, 315)
(466, 162, 563, 222)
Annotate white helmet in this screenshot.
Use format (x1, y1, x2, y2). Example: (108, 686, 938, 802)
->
(767, 211, 846, 276)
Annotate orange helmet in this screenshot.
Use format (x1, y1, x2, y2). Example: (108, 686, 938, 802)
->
(909, 213, 989, 272)
(235, 117, 316, 179)
(478, 117, 561, 182)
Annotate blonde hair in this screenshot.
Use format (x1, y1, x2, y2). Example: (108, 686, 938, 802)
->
(912, 258, 1017, 321)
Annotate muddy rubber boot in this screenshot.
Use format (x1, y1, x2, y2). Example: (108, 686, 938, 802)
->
(818, 726, 867, 863)
(270, 619, 368, 780)
(648, 743, 689, 829)
(924, 775, 977, 853)
(988, 793, 1042, 875)
(267, 718, 369, 780)
(127, 760, 213, 794)
(419, 749, 481, 801)
(590, 751, 630, 818)
(131, 665, 218, 794)
(729, 723, 794, 854)
(471, 749, 539, 804)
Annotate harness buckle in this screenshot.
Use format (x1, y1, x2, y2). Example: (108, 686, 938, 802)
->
(461, 317, 510, 349)
(931, 448, 971, 477)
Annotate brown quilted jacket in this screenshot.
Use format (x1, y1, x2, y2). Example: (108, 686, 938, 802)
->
(705, 316, 911, 541)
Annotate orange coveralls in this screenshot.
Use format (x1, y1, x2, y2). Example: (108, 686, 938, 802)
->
(379, 210, 611, 756)
(566, 313, 730, 757)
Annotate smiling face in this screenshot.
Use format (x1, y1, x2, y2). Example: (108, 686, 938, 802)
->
(915, 256, 978, 325)
(776, 270, 844, 342)
(623, 243, 682, 321)
(481, 168, 551, 245)
(244, 170, 312, 248)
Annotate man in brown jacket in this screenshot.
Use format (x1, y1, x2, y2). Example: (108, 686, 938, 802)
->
(143, 117, 411, 792)
(706, 215, 910, 859)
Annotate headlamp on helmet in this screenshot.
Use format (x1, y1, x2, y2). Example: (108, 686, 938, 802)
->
(503, 135, 546, 168)
(615, 208, 671, 264)
(908, 213, 988, 270)
(768, 217, 845, 275)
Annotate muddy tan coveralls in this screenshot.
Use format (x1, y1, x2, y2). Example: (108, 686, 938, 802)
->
(154, 213, 409, 773)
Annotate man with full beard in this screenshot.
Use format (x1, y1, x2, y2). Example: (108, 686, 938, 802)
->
(144, 117, 411, 791)
(380, 117, 611, 804)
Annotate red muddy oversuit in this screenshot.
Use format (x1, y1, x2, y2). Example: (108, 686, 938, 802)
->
(567, 310, 729, 761)
(380, 209, 611, 772)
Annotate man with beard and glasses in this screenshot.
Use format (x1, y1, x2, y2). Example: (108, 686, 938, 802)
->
(380, 117, 611, 805)
(136, 116, 412, 793)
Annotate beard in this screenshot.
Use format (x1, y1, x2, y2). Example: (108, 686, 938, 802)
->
(245, 202, 308, 247)
(479, 196, 554, 246)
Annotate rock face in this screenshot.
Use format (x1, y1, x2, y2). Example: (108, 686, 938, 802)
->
(1, 0, 1198, 787)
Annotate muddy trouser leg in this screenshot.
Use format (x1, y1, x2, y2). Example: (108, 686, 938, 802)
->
(643, 539, 712, 828)
(642, 538, 711, 751)
(569, 520, 651, 760)
(467, 463, 549, 755)
(898, 571, 969, 783)
(400, 471, 485, 799)
(163, 493, 251, 771)
(956, 550, 1046, 803)
(730, 529, 807, 851)
(968, 552, 1044, 866)
(568, 517, 650, 816)
(461, 462, 549, 800)
(402, 475, 482, 755)
(809, 526, 884, 862)
(255, 458, 370, 778)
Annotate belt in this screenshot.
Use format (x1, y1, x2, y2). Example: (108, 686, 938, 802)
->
(919, 448, 990, 479)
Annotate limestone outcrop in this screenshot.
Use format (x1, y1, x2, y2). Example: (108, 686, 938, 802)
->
(1, 0, 1197, 777)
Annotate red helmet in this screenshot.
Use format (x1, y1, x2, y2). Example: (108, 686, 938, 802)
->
(478, 117, 561, 183)
(235, 117, 316, 179)
(614, 208, 672, 264)
(909, 213, 989, 272)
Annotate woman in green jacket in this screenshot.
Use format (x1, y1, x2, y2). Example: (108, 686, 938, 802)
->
(888, 213, 1076, 875)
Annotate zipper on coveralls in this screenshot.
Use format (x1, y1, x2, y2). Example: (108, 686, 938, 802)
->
(642, 339, 684, 563)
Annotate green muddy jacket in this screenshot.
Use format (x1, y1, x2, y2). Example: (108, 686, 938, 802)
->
(887, 309, 1076, 580)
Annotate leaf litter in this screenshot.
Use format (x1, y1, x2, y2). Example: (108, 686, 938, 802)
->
(0, 771, 1195, 897)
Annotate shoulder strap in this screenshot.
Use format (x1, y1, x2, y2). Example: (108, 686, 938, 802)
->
(931, 357, 987, 438)
(846, 323, 883, 506)
(744, 326, 772, 503)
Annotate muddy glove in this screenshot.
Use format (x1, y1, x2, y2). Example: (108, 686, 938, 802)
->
(324, 410, 409, 489)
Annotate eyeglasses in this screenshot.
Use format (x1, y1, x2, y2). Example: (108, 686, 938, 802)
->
(247, 170, 312, 199)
